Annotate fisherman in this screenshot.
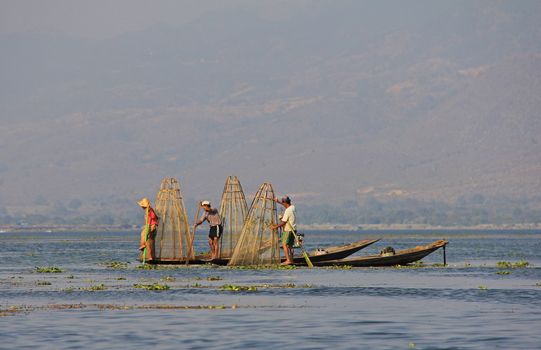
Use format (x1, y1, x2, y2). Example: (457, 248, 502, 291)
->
(138, 197, 158, 261)
(194, 201, 223, 260)
(272, 196, 296, 265)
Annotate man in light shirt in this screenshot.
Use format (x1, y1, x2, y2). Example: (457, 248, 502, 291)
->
(272, 196, 296, 265)
(195, 200, 223, 260)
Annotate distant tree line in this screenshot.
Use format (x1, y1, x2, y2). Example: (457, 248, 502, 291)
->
(299, 194, 541, 226)
(1, 194, 540, 228)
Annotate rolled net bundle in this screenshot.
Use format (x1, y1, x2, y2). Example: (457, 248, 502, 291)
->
(154, 178, 194, 261)
(228, 182, 280, 266)
(218, 176, 248, 258)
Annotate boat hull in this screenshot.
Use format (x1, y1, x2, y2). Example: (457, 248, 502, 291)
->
(314, 240, 448, 267)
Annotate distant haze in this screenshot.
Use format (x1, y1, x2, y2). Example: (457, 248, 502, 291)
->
(0, 1, 540, 224)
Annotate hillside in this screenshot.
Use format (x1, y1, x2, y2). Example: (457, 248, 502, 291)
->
(0, 1, 540, 224)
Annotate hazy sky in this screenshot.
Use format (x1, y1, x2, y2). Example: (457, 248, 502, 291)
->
(0, 0, 311, 39)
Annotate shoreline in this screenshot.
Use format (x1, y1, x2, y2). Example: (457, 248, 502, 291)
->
(1, 223, 540, 233)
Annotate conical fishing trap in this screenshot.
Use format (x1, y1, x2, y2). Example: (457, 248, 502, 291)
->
(153, 177, 194, 261)
(228, 182, 280, 266)
(218, 176, 248, 258)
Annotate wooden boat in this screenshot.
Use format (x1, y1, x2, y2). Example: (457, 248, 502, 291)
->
(313, 240, 448, 267)
(206, 238, 380, 266)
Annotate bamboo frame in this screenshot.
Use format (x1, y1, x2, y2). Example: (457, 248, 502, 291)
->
(153, 178, 194, 261)
(218, 176, 248, 258)
(228, 182, 280, 266)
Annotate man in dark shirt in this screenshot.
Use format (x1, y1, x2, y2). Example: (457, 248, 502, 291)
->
(195, 200, 223, 259)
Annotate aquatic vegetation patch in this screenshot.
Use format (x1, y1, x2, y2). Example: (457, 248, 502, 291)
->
(80, 283, 106, 291)
(228, 264, 297, 270)
(220, 284, 258, 292)
(133, 283, 170, 291)
(102, 261, 129, 269)
(496, 271, 511, 275)
(496, 261, 530, 269)
(35, 266, 63, 273)
(36, 281, 52, 286)
(162, 276, 176, 282)
(324, 265, 353, 270)
(137, 264, 158, 270)
(116, 277, 126, 280)
(478, 285, 488, 290)
(206, 276, 222, 281)
(431, 263, 447, 267)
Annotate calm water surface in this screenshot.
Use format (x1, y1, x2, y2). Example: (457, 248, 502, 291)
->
(1, 230, 540, 349)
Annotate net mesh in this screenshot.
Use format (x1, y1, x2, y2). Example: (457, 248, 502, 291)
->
(228, 182, 280, 266)
(218, 176, 248, 258)
(153, 178, 194, 261)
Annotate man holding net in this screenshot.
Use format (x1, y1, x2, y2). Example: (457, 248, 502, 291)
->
(195, 201, 223, 260)
(272, 196, 297, 265)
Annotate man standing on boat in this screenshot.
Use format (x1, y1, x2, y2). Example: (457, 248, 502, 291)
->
(195, 201, 223, 260)
(272, 196, 296, 265)
(138, 197, 158, 261)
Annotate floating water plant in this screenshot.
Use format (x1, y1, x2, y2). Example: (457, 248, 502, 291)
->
(220, 284, 258, 292)
(36, 281, 52, 286)
(325, 265, 353, 270)
(496, 261, 529, 269)
(478, 285, 488, 290)
(35, 266, 63, 273)
(206, 276, 223, 281)
(496, 271, 511, 275)
(116, 277, 127, 280)
(162, 276, 176, 282)
(137, 264, 157, 270)
(80, 284, 106, 291)
(133, 283, 170, 291)
(102, 261, 129, 269)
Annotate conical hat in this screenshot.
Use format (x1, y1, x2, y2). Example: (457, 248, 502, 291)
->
(137, 197, 150, 208)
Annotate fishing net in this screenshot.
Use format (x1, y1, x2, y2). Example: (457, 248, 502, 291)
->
(218, 176, 248, 258)
(228, 182, 280, 266)
(153, 178, 194, 261)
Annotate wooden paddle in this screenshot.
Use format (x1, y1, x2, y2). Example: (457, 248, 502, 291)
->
(186, 202, 202, 265)
(292, 230, 313, 268)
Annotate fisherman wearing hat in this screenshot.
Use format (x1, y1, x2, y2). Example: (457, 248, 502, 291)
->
(271, 196, 296, 265)
(138, 197, 159, 261)
(195, 201, 223, 260)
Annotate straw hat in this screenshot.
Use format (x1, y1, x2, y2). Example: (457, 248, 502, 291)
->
(137, 197, 150, 208)
(201, 200, 211, 206)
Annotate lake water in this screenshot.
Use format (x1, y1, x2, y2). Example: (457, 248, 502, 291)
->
(1, 230, 540, 349)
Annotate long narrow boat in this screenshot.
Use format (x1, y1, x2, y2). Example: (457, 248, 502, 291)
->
(313, 240, 448, 267)
(206, 238, 380, 266)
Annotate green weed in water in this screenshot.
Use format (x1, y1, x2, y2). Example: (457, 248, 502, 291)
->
(206, 276, 222, 281)
(133, 283, 170, 291)
(496, 271, 511, 275)
(220, 284, 258, 292)
(116, 277, 127, 280)
(102, 261, 129, 269)
(496, 261, 530, 269)
(35, 266, 63, 273)
(478, 285, 488, 290)
(324, 265, 353, 270)
(162, 276, 176, 282)
(36, 281, 52, 286)
(137, 264, 157, 270)
(80, 283, 106, 291)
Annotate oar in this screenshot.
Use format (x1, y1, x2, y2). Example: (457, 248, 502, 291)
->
(186, 202, 202, 265)
(142, 207, 150, 264)
(292, 230, 313, 268)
